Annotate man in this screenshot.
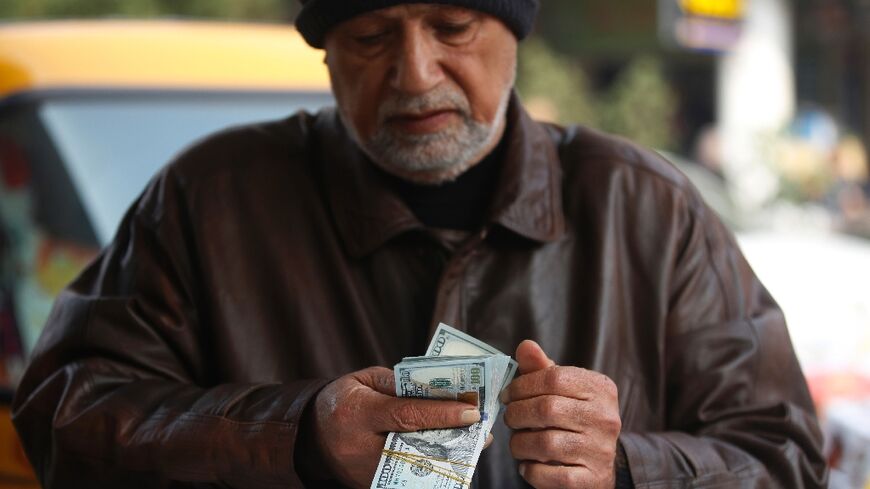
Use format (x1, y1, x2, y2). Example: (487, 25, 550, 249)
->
(12, 1, 827, 488)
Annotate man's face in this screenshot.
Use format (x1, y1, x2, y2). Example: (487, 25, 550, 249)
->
(324, 4, 518, 184)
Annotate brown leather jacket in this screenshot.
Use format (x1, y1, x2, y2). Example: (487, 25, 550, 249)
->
(13, 99, 827, 488)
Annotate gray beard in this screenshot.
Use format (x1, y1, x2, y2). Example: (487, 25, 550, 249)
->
(341, 84, 512, 184)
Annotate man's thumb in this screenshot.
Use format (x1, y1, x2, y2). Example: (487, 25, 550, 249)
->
(354, 366, 396, 396)
(516, 339, 555, 375)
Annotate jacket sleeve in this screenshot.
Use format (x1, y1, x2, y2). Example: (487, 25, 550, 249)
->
(11, 165, 328, 488)
(619, 192, 828, 488)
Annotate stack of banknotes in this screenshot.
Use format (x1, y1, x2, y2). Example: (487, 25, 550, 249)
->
(371, 323, 518, 489)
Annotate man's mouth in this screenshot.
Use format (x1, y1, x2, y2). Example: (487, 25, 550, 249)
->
(386, 109, 459, 134)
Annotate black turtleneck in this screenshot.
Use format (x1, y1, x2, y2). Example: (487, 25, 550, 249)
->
(380, 135, 507, 231)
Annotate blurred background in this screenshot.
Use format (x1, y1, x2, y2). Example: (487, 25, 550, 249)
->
(0, 0, 868, 487)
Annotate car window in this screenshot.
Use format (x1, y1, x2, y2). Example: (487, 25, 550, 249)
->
(38, 91, 334, 244)
(0, 105, 97, 245)
(0, 101, 101, 363)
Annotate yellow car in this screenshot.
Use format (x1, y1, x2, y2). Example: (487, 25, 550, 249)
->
(0, 20, 331, 484)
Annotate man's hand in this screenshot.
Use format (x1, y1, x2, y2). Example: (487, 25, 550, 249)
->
(310, 366, 487, 488)
(502, 340, 621, 489)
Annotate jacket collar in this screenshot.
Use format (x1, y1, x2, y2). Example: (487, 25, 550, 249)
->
(316, 93, 566, 258)
(489, 95, 566, 244)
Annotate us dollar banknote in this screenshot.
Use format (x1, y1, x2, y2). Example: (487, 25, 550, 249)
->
(373, 423, 487, 489)
(372, 357, 493, 489)
(426, 323, 518, 392)
(396, 355, 510, 431)
(395, 356, 488, 407)
(371, 325, 516, 489)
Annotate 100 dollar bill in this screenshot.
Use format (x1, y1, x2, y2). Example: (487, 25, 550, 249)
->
(371, 324, 516, 489)
(373, 357, 493, 489)
(426, 323, 517, 391)
(373, 425, 486, 489)
(396, 357, 487, 407)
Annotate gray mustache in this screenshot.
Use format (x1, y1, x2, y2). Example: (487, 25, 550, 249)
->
(377, 87, 471, 122)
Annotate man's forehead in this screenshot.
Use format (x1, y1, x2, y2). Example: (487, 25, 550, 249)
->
(347, 4, 483, 22)
(295, 0, 539, 48)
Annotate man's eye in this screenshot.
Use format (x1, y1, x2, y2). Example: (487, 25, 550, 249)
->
(434, 20, 478, 44)
(437, 22, 472, 36)
(354, 32, 387, 46)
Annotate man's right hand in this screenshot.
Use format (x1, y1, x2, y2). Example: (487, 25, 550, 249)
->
(310, 366, 484, 488)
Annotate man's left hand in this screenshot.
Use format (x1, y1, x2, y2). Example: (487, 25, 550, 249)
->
(502, 340, 622, 489)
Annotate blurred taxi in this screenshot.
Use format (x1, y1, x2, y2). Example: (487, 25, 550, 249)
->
(0, 20, 332, 485)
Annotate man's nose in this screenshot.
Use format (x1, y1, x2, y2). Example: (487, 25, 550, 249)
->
(390, 29, 445, 95)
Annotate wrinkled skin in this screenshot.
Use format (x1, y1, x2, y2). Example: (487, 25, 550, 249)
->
(311, 366, 486, 488)
(502, 341, 622, 489)
(323, 4, 517, 184)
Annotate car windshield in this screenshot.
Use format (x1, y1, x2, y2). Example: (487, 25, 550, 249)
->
(37, 91, 334, 244)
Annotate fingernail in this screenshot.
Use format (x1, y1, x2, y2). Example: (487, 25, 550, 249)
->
(519, 463, 526, 478)
(499, 389, 509, 404)
(461, 409, 481, 424)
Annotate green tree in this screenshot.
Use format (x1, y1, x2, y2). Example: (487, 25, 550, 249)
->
(599, 55, 678, 150)
(516, 37, 598, 127)
(517, 37, 677, 150)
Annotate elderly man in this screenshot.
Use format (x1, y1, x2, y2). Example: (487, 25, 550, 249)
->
(13, 1, 827, 488)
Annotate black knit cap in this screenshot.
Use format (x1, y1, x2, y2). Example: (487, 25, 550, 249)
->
(295, 0, 540, 48)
